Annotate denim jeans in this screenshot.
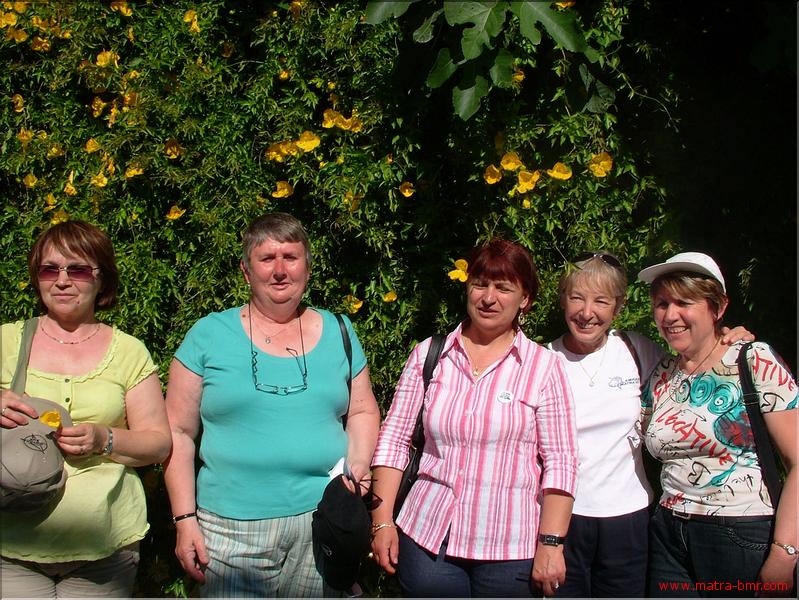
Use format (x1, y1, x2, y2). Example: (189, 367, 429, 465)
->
(648, 504, 772, 598)
(558, 507, 650, 598)
(397, 531, 536, 597)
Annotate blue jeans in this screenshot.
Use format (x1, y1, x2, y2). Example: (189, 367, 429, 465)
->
(397, 531, 536, 597)
(648, 505, 772, 598)
(558, 507, 649, 598)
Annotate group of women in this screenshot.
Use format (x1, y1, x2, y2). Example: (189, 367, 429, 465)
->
(1, 214, 795, 598)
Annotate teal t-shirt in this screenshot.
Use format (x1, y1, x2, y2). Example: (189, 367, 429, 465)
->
(175, 306, 367, 519)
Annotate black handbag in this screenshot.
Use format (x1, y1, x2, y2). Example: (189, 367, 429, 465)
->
(393, 334, 445, 519)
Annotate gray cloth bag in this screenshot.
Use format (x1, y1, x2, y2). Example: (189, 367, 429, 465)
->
(1, 318, 72, 512)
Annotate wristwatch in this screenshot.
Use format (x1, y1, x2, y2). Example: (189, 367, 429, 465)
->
(538, 533, 566, 547)
(772, 541, 797, 556)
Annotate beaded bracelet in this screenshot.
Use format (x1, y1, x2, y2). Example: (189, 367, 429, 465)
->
(172, 512, 197, 524)
(100, 428, 114, 455)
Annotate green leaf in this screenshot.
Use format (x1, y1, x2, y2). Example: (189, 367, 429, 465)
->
(489, 49, 514, 87)
(412, 8, 444, 43)
(444, 1, 508, 60)
(509, 1, 587, 53)
(364, 1, 416, 25)
(452, 74, 490, 120)
(426, 48, 459, 88)
(584, 78, 616, 113)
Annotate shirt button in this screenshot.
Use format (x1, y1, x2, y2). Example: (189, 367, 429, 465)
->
(65, 398, 70, 403)
(64, 378, 70, 383)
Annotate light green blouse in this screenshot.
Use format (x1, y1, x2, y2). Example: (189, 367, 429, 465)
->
(1, 320, 157, 562)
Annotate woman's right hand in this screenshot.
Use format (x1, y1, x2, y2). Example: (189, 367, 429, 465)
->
(0, 390, 37, 428)
(370, 526, 400, 575)
(174, 518, 210, 584)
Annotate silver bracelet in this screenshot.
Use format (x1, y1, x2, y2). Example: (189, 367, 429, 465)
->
(101, 427, 114, 455)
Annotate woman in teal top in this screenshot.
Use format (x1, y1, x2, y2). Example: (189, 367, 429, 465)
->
(164, 213, 381, 597)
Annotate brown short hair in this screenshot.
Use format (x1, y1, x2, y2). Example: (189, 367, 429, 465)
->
(650, 272, 728, 319)
(466, 238, 539, 315)
(242, 212, 311, 270)
(28, 221, 119, 311)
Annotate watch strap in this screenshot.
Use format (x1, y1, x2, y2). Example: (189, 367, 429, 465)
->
(538, 533, 566, 546)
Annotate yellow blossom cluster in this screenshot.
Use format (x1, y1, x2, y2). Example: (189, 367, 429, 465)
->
(344, 294, 363, 314)
(448, 259, 469, 282)
(265, 131, 320, 162)
(96, 49, 119, 68)
(322, 108, 363, 133)
(166, 205, 186, 220)
(110, 1, 132, 17)
(271, 181, 294, 198)
(183, 9, 200, 33)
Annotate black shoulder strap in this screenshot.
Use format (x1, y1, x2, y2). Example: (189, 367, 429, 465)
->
(335, 314, 353, 396)
(616, 330, 643, 390)
(409, 334, 446, 447)
(737, 342, 783, 505)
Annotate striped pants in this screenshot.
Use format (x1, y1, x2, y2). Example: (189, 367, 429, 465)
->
(199, 507, 333, 598)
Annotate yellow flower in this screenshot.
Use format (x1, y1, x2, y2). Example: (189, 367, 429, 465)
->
(84, 137, 101, 153)
(500, 151, 523, 171)
(130, 211, 139, 221)
(265, 143, 286, 162)
(322, 108, 339, 128)
(588, 151, 613, 178)
(64, 171, 77, 196)
(327, 81, 336, 90)
(271, 180, 294, 198)
(44, 193, 56, 210)
(183, 9, 200, 33)
(512, 68, 525, 83)
(344, 294, 363, 314)
(166, 205, 186, 220)
(556, 1, 576, 7)
(483, 164, 502, 184)
(122, 91, 139, 108)
(102, 153, 116, 175)
(546, 162, 573, 180)
(46, 144, 64, 159)
(1, 11, 18, 26)
(17, 127, 32, 145)
(12, 2, 28, 13)
(95, 49, 119, 68)
(36, 130, 47, 140)
(22, 172, 37, 188)
(91, 96, 106, 117)
(90, 171, 108, 188)
(12, 93, 23, 112)
(50, 208, 68, 224)
(399, 182, 415, 198)
(516, 169, 541, 193)
(295, 131, 320, 152)
(383, 290, 398, 303)
(110, 1, 132, 17)
(17, 280, 27, 290)
(448, 259, 469, 282)
(6, 27, 28, 42)
(30, 35, 50, 51)
(127, 25, 134, 43)
(522, 197, 532, 209)
(164, 138, 183, 159)
(278, 69, 290, 81)
(125, 164, 144, 178)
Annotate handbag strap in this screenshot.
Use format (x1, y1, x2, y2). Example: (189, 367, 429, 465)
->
(737, 341, 783, 505)
(335, 314, 353, 429)
(11, 318, 39, 395)
(409, 334, 446, 449)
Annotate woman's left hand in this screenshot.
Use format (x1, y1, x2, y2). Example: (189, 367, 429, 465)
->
(756, 551, 796, 597)
(56, 423, 106, 457)
(532, 545, 566, 597)
(720, 325, 755, 345)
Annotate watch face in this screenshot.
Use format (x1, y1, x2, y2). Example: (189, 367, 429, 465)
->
(788, 546, 797, 555)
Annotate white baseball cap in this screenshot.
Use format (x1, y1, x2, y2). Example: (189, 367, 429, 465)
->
(637, 252, 726, 293)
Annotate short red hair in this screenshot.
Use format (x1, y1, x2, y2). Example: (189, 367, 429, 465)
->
(466, 238, 538, 314)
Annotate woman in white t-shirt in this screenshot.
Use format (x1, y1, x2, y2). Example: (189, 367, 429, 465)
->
(549, 252, 751, 598)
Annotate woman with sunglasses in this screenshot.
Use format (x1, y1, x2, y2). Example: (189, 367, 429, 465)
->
(370, 238, 578, 597)
(638, 252, 796, 597)
(548, 252, 753, 598)
(163, 212, 380, 597)
(0, 220, 171, 597)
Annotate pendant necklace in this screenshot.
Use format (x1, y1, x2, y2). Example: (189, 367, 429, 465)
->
(40, 318, 101, 345)
(250, 304, 296, 344)
(668, 335, 721, 393)
(576, 338, 608, 387)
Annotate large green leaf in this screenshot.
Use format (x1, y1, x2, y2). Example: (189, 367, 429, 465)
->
(509, 1, 587, 53)
(489, 49, 515, 87)
(413, 8, 444, 43)
(364, 1, 416, 25)
(427, 48, 459, 88)
(452, 74, 490, 120)
(444, 1, 509, 60)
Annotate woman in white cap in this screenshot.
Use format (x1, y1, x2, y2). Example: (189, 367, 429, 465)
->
(638, 252, 797, 596)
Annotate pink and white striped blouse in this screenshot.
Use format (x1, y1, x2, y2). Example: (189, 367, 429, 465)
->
(372, 324, 578, 560)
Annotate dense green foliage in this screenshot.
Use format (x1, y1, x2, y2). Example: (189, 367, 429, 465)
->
(7, 1, 789, 596)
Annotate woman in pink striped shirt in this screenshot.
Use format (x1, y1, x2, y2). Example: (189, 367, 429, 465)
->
(370, 238, 579, 597)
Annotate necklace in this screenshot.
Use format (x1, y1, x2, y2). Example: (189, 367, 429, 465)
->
(575, 338, 609, 387)
(668, 335, 722, 392)
(249, 304, 296, 344)
(463, 332, 514, 378)
(40, 319, 100, 345)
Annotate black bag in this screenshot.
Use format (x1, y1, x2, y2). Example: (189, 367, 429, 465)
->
(393, 335, 445, 520)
